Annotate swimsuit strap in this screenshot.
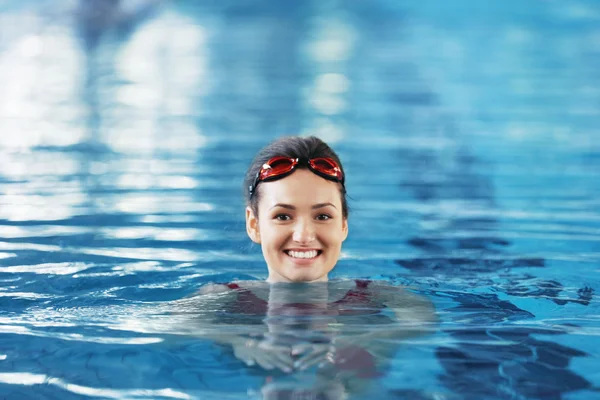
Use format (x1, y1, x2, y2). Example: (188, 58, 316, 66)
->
(355, 279, 371, 289)
(331, 279, 372, 304)
(331, 279, 387, 315)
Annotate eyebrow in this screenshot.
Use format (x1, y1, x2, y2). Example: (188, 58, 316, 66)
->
(270, 202, 337, 210)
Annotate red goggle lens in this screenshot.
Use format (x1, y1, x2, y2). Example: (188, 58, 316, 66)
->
(309, 157, 343, 180)
(259, 157, 298, 180)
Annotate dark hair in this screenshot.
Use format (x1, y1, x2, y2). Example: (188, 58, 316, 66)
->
(244, 136, 348, 219)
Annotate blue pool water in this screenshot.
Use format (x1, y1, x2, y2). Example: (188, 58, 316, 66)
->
(0, 0, 599, 399)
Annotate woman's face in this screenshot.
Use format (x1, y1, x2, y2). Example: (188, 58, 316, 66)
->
(246, 168, 348, 283)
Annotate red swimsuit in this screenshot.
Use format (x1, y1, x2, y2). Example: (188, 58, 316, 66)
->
(223, 279, 387, 317)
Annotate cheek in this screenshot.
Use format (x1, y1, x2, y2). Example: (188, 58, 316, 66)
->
(258, 222, 285, 247)
(328, 223, 346, 241)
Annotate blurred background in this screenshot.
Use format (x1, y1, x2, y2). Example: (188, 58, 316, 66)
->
(0, 0, 599, 398)
(1, 0, 598, 261)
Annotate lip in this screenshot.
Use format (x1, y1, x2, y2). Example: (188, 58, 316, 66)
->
(283, 249, 322, 266)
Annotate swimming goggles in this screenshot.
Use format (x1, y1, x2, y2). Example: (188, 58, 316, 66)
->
(249, 156, 345, 196)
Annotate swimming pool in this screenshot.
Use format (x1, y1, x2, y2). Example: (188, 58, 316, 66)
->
(0, 0, 599, 398)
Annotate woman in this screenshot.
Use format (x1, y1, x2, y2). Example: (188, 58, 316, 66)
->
(244, 135, 349, 283)
(194, 136, 436, 396)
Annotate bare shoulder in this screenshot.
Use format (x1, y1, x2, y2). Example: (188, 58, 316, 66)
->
(195, 280, 267, 295)
(366, 280, 435, 309)
(196, 283, 234, 295)
(364, 279, 415, 293)
(376, 282, 437, 323)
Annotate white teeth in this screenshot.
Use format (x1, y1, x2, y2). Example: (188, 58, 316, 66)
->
(287, 250, 318, 259)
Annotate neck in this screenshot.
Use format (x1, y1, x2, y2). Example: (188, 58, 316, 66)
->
(267, 281, 330, 305)
(266, 269, 329, 284)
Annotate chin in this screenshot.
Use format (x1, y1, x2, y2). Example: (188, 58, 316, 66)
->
(287, 270, 328, 283)
(267, 267, 319, 283)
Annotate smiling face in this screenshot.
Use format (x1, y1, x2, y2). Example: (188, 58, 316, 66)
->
(246, 168, 348, 283)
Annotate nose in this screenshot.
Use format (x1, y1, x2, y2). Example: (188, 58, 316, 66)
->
(292, 218, 315, 244)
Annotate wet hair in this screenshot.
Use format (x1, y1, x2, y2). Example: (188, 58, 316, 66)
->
(243, 136, 348, 219)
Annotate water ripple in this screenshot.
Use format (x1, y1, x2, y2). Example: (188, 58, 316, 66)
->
(0, 373, 192, 399)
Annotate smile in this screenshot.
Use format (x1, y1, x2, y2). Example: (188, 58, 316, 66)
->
(284, 250, 322, 259)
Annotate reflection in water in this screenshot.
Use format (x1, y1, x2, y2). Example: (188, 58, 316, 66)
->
(302, 13, 356, 143)
(0, 24, 85, 149)
(108, 9, 208, 155)
(79, 2, 201, 152)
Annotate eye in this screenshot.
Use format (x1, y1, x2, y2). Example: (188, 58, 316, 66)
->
(274, 214, 292, 221)
(316, 214, 332, 221)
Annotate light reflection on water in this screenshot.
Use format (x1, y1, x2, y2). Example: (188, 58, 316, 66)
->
(0, 0, 599, 399)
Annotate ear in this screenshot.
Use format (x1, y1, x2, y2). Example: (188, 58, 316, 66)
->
(246, 206, 261, 243)
(341, 217, 349, 242)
